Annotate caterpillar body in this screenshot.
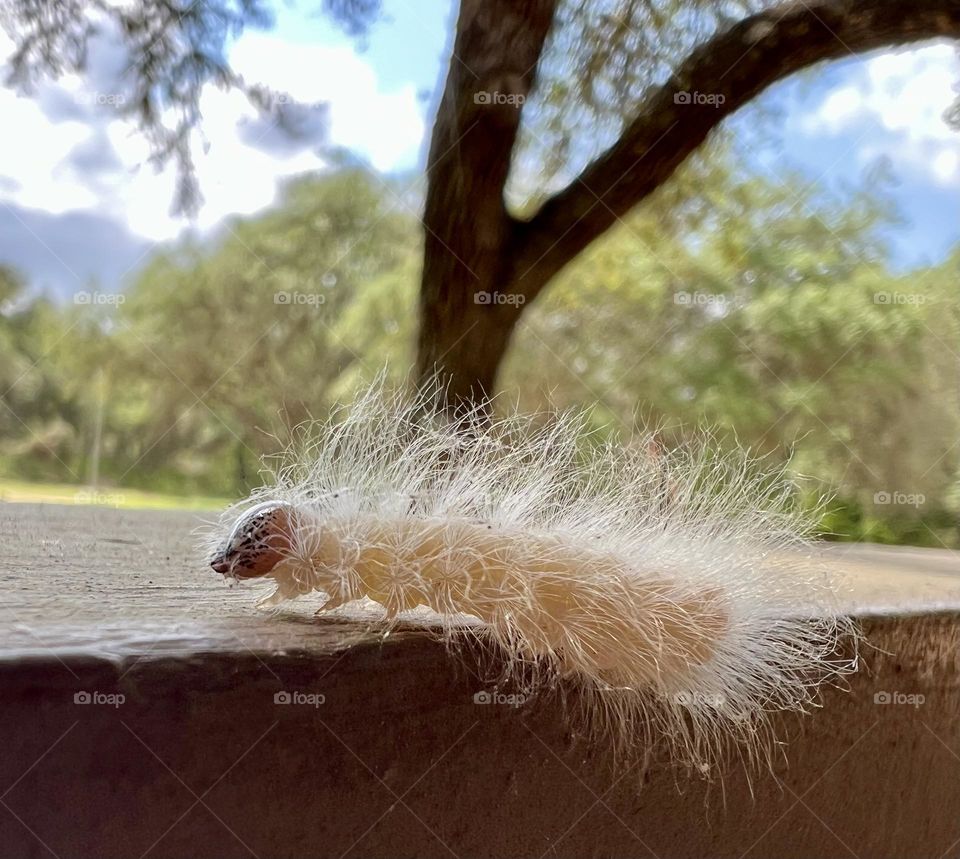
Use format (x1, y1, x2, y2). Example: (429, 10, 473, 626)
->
(205, 383, 857, 767)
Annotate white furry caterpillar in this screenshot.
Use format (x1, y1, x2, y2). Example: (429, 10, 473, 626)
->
(206, 383, 857, 766)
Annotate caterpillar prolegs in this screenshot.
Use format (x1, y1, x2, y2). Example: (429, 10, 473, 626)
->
(205, 383, 857, 764)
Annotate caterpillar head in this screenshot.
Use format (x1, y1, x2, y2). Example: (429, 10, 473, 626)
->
(210, 504, 292, 579)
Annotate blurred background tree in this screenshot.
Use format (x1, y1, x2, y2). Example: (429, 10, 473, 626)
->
(0, 159, 957, 545)
(2, 0, 958, 398)
(72, 168, 415, 496)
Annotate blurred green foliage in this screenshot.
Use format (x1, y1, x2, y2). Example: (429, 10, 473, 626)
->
(1, 160, 957, 546)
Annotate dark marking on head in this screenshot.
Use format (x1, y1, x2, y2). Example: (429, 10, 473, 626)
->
(211, 505, 292, 579)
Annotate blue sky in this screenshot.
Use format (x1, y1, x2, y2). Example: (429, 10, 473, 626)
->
(0, 0, 956, 298)
(271, 0, 454, 98)
(756, 45, 960, 269)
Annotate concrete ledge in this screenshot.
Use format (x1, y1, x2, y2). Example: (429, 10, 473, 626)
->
(2, 504, 959, 858)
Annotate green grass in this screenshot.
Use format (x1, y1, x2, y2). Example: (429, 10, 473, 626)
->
(0, 479, 229, 511)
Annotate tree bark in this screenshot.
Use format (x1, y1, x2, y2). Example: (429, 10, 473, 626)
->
(417, 0, 960, 402)
(415, 0, 558, 403)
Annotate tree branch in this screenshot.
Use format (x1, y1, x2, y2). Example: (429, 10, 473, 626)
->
(511, 0, 960, 297)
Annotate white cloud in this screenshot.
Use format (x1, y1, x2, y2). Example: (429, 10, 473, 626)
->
(229, 35, 425, 173)
(801, 43, 960, 187)
(933, 149, 959, 184)
(812, 86, 863, 130)
(0, 29, 426, 243)
(0, 85, 100, 213)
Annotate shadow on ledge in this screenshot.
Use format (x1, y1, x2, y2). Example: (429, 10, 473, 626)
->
(1, 611, 959, 859)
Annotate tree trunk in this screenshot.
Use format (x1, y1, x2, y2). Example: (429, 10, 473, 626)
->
(415, 0, 557, 403)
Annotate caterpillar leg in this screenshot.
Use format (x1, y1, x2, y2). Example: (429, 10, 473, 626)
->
(214, 509, 730, 691)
